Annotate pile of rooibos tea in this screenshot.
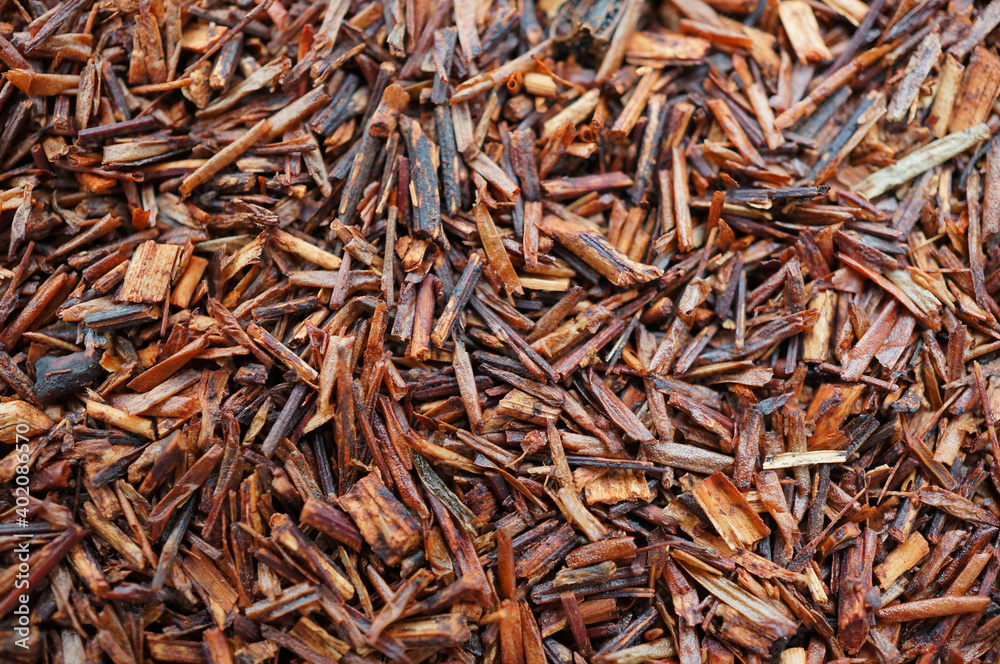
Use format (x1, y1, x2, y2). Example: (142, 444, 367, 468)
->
(0, 0, 999, 662)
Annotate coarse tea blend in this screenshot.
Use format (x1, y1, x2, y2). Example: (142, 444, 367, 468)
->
(0, 0, 999, 663)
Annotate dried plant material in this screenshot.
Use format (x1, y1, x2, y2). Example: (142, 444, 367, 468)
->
(0, 400, 53, 438)
(842, 300, 898, 381)
(476, 195, 522, 296)
(856, 124, 990, 198)
(400, 115, 445, 243)
(676, 552, 799, 638)
(818, 0, 867, 23)
(626, 31, 710, 64)
(875, 597, 990, 623)
(368, 84, 410, 138)
(672, 146, 694, 252)
(777, 1, 833, 63)
(565, 537, 637, 568)
(693, 472, 771, 549)
(706, 98, 764, 167)
(546, 422, 608, 542)
(763, 450, 847, 469)
(299, 497, 364, 552)
(338, 473, 422, 565)
(542, 89, 601, 139)
(270, 230, 341, 270)
(807, 383, 865, 449)
(539, 216, 662, 287)
(179, 87, 330, 195)
(915, 486, 999, 525)
(886, 31, 941, 124)
(949, 47, 1000, 133)
(117, 241, 182, 304)
(4, 0, 1000, 661)
(198, 57, 291, 116)
(6, 70, 80, 96)
(874, 532, 929, 588)
(929, 54, 964, 137)
(643, 441, 734, 474)
(601, 639, 677, 664)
